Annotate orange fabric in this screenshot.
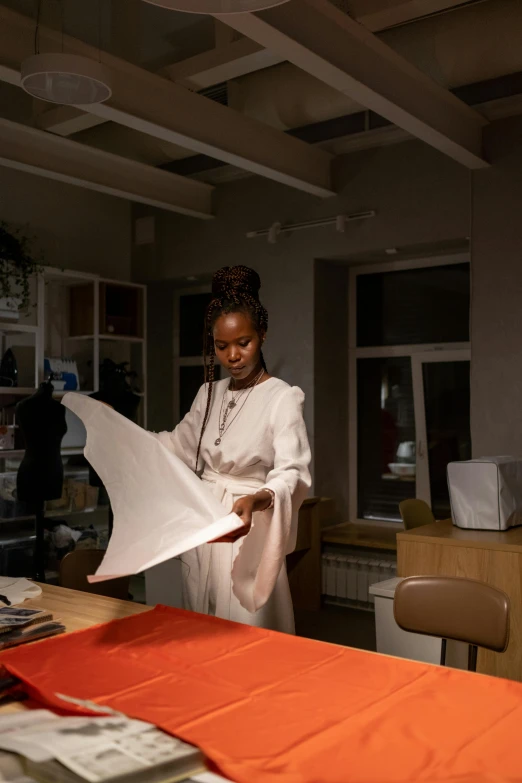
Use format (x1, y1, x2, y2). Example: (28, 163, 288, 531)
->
(2, 605, 522, 783)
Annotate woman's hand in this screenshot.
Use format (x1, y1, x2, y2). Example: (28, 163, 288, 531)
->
(211, 490, 273, 543)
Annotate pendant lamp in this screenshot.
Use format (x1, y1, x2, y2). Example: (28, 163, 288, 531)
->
(142, 0, 290, 14)
(21, 53, 111, 105)
(21, 0, 111, 105)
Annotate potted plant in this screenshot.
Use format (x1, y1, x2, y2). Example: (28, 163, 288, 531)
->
(0, 222, 42, 319)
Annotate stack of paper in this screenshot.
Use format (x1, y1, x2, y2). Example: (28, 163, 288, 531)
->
(0, 711, 205, 783)
(0, 608, 64, 651)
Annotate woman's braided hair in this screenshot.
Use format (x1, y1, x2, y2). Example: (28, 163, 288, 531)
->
(194, 265, 268, 473)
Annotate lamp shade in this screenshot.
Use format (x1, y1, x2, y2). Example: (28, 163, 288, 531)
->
(142, 0, 290, 13)
(21, 54, 111, 105)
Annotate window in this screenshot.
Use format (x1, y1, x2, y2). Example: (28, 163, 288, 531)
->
(356, 263, 470, 347)
(174, 288, 221, 422)
(350, 256, 471, 523)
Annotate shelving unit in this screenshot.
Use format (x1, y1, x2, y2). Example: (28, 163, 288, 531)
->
(0, 266, 147, 579)
(44, 268, 147, 416)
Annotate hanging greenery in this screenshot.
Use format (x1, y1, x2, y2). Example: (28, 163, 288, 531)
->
(0, 222, 43, 311)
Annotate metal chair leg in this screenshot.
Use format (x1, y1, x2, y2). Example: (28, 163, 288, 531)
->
(440, 638, 447, 666)
(468, 644, 478, 672)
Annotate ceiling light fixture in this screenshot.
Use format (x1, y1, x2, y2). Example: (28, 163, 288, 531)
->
(247, 211, 376, 243)
(142, 0, 290, 14)
(21, 0, 111, 105)
(21, 53, 111, 105)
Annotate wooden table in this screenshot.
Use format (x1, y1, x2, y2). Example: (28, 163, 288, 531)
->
(397, 519, 522, 682)
(21, 583, 151, 632)
(0, 585, 151, 714)
(3, 591, 522, 783)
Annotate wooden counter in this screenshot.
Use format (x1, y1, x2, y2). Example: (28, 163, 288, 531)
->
(322, 522, 397, 551)
(397, 519, 522, 681)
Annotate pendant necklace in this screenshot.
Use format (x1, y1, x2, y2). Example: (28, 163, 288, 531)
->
(216, 384, 247, 443)
(215, 369, 264, 446)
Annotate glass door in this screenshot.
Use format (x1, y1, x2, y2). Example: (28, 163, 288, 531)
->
(412, 351, 471, 519)
(356, 356, 417, 522)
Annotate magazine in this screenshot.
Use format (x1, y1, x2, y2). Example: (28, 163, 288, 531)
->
(0, 621, 65, 651)
(0, 609, 53, 635)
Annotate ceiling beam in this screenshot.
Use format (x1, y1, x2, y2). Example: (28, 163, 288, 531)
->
(37, 38, 284, 137)
(0, 6, 332, 197)
(0, 118, 214, 218)
(0, 63, 20, 88)
(350, 0, 485, 32)
(217, 0, 488, 169)
(36, 105, 111, 136)
(161, 37, 283, 90)
(31, 0, 480, 137)
(84, 70, 332, 196)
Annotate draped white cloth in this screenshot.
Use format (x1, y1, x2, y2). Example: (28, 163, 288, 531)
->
(154, 377, 312, 633)
(0, 577, 42, 606)
(61, 394, 242, 581)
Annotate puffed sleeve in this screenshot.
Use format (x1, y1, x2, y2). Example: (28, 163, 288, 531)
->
(231, 385, 312, 613)
(151, 383, 207, 470)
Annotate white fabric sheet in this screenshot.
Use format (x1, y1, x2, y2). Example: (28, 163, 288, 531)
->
(61, 394, 242, 582)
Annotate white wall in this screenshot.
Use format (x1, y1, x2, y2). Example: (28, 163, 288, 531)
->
(0, 167, 132, 279)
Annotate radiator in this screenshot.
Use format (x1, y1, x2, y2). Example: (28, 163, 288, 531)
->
(322, 553, 397, 609)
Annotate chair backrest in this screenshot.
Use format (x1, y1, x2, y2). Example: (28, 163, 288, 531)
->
(59, 549, 129, 601)
(394, 575, 510, 653)
(399, 499, 435, 530)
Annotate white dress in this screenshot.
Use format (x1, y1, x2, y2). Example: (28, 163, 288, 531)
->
(154, 377, 311, 634)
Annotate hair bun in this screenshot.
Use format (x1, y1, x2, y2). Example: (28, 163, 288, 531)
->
(212, 266, 261, 300)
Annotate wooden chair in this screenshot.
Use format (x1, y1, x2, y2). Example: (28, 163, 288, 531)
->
(394, 575, 510, 671)
(59, 549, 130, 601)
(399, 498, 435, 530)
(287, 497, 336, 612)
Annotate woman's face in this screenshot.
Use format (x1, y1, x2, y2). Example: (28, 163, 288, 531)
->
(213, 311, 264, 382)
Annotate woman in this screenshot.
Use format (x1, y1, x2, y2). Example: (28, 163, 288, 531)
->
(155, 266, 311, 633)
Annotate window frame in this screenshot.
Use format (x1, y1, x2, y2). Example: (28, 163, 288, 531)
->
(411, 349, 471, 509)
(348, 253, 471, 527)
(173, 284, 211, 425)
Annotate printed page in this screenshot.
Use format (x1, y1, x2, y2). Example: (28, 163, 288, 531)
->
(0, 714, 201, 782)
(0, 716, 152, 764)
(58, 728, 200, 783)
